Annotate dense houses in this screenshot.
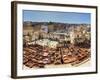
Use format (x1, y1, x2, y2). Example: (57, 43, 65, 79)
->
(23, 22, 90, 45)
(23, 21, 91, 68)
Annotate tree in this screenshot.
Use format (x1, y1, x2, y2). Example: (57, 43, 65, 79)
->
(48, 21, 53, 25)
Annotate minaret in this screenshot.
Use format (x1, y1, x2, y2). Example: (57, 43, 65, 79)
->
(70, 27, 75, 45)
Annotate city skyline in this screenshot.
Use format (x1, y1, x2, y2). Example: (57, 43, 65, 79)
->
(23, 10, 91, 24)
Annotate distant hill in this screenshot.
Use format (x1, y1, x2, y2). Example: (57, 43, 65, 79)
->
(23, 21, 90, 27)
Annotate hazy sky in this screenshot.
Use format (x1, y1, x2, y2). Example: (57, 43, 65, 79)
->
(23, 10, 91, 24)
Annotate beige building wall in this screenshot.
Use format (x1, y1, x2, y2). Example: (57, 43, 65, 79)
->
(23, 26, 34, 35)
(48, 24, 54, 32)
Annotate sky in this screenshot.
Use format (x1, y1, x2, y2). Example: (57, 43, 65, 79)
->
(23, 10, 91, 24)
